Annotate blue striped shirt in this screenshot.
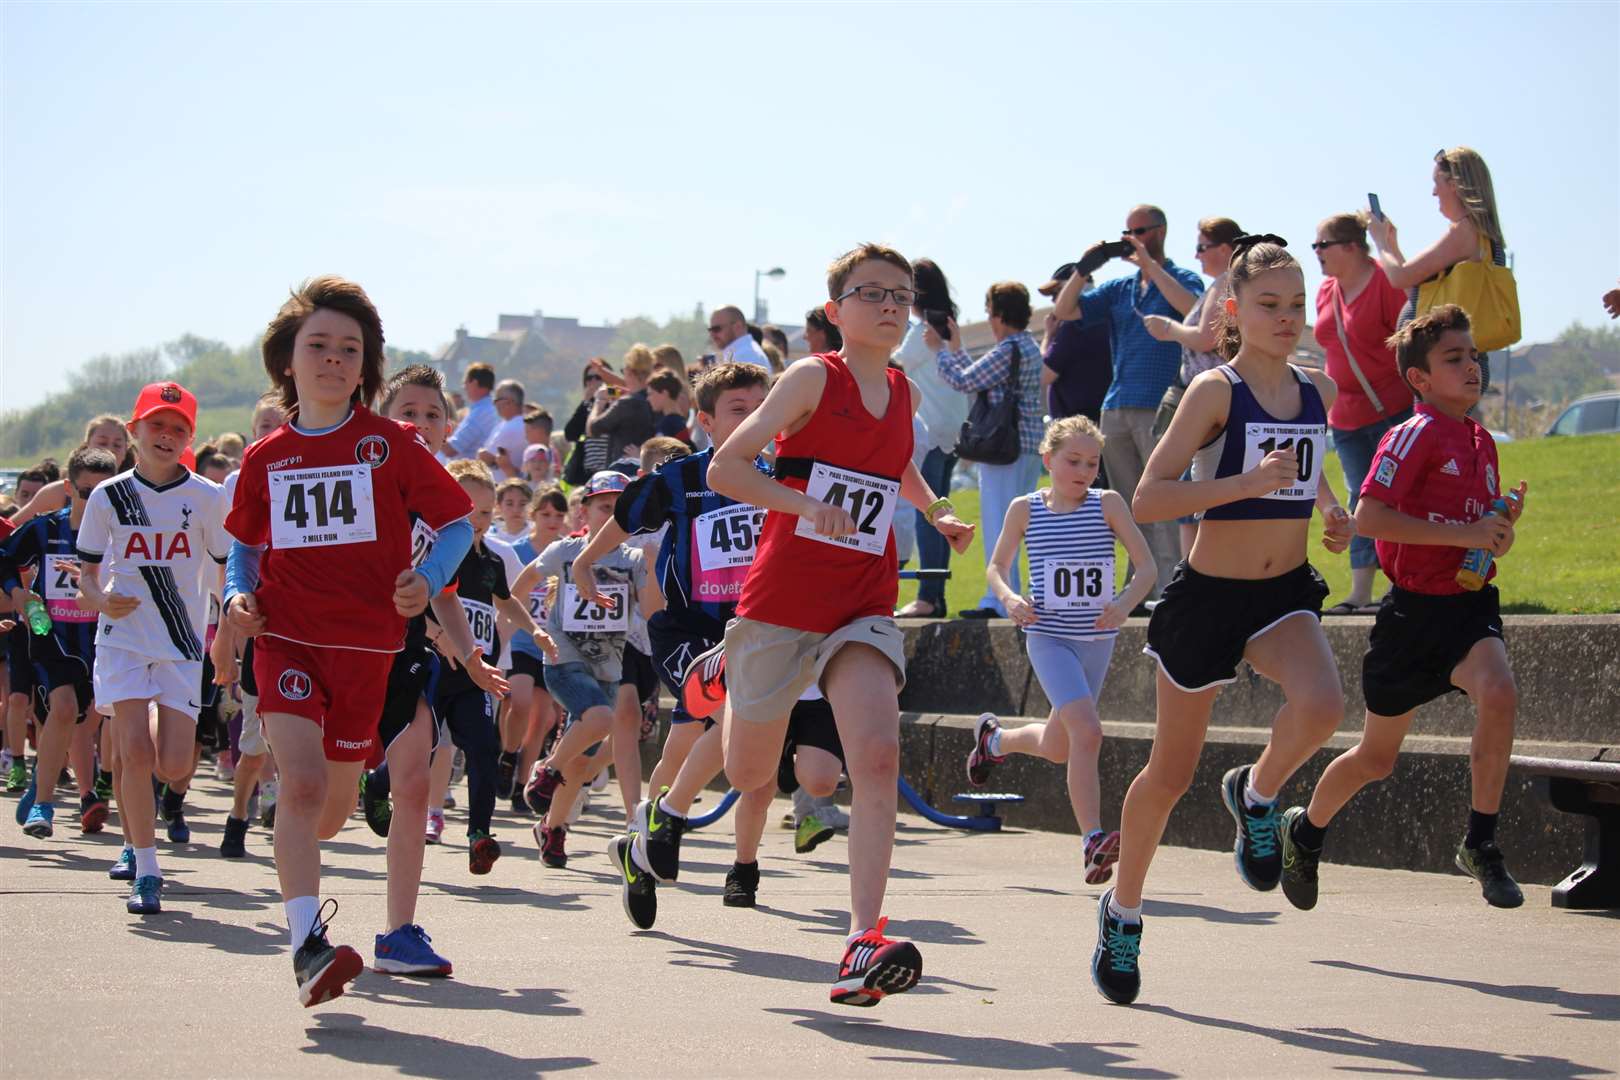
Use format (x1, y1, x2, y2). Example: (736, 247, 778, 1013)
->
(1024, 488, 1117, 640)
(1079, 262, 1206, 410)
(0, 508, 99, 666)
(936, 331, 1046, 455)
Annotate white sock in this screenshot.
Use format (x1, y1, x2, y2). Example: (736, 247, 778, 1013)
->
(1106, 896, 1143, 924)
(133, 846, 161, 881)
(845, 927, 873, 946)
(987, 729, 1004, 757)
(1244, 772, 1277, 808)
(657, 795, 684, 820)
(285, 895, 320, 949)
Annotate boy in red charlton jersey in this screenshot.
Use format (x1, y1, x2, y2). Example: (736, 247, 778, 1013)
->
(698, 243, 973, 1007)
(1278, 303, 1529, 911)
(224, 277, 475, 1007)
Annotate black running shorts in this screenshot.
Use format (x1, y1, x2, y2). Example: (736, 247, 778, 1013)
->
(377, 644, 442, 753)
(1363, 585, 1504, 718)
(648, 614, 720, 726)
(619, 643, 659, 707)
(507, 651, 545, 683)
(1145, 560, 1329, 693)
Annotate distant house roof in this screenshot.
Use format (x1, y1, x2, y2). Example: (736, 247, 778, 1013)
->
(434, 311, 620, 377)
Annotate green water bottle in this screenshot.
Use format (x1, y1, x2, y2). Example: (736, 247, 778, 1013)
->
(24, 596, 51, 636)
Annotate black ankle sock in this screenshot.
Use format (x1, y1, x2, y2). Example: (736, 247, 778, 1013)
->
(161, 787, 185, 818)
(369, 762, 392, 800)
(1293, 813, 1327, 851)
(499, 751, 518, 768)
(1465, 810, 1498, 849)
(97, 770, 113, 788)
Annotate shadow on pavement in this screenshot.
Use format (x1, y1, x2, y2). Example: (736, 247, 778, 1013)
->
(348, 977, 581, 1018)
(650, 932, 994, 994)
(432, 882, 598, 913)
(765, 1008, 1177, 1077)
(303, 1012, 592, 1077)
(754, 905, 984, 945)
(1312, 959, 1620, 1022)
(126, 908, 286, 956)
(1140, 898, 1280, 926)
(1140, 1005, 1612, 1079)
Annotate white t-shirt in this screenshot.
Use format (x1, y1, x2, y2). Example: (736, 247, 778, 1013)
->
(482, 416, 530, 479)
(76, 468, 233, 663)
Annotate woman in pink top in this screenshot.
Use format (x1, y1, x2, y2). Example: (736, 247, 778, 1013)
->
(1313, 211, 1412, 613)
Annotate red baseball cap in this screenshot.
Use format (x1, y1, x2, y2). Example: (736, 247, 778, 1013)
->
(131, 382, 198, 430)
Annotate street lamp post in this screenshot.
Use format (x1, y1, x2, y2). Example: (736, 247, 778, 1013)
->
(754, 267, 786, 324)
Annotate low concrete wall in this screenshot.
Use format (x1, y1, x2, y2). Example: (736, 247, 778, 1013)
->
(899, 615, 1620, 743)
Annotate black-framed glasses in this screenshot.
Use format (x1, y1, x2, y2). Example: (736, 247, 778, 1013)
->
(1310, 240, 1350, 252)
(1122, 225, 1161, 237)
(836, 286, 918, 306)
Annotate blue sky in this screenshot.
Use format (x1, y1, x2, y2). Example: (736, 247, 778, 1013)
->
(3, 1, 1616, 411)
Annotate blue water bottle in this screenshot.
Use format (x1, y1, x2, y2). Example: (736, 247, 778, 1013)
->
(1456, 497, 1512, 591)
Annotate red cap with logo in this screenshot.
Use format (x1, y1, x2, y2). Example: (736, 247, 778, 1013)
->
(131, 382, 198, 430)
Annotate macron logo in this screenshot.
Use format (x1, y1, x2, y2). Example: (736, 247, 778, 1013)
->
(1441, 459, 1461, 476)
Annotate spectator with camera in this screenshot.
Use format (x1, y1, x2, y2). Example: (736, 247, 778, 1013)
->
(930, 281, 1045, 618)
(587, 344, 657, 465)
(1053, 205, 1204, 599)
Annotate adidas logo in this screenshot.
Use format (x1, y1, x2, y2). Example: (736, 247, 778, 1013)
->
(1441, 459, 1461, 476)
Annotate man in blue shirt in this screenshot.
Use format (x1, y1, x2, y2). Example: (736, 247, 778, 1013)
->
(1053, 205, 1203, 600)
(446, 362, 498, 460)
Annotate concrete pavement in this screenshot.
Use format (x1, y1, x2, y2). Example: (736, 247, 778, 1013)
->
(1, 771, 1616, 1078)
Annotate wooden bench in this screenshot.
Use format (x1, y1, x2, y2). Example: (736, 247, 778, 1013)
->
(1510, 754, 1620, 909)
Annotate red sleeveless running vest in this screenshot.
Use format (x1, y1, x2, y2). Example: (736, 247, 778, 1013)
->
(737, 353, 914, 633)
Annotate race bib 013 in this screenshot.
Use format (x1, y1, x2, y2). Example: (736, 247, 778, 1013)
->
(1042, 557, 1114, 611)
(1241, 423, 1325, 501)
(269, 465, 377, 548)
(793, 463, 899, 557)
(561, 583, 628, 634)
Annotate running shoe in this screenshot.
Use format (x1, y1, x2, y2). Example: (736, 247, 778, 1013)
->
(108, 845, 136, 880)
(1219, 765, 1281, 891)
(679, 641, 727, 721)
(93, 770, 114, 804)
(1278, 806, 1321, 911)
(1091, 887, 1142, 1005)
(524, 766, 562, 815)
(166, 811, 191, 845)
(535, 824, 568, 868)
(220, 815, 249, 859)
(293, 899, 363, 1007)
(79, 793, 109, 835)
(374, 924, 452, 976)
(425, 810, 444, 845)
(4, 760, 26, 794)
(723, 860, 760, 908)
(1455, 840, 1524, 909)
(126, 875, 162, 915)
(496, 752, 517, 799)
(160, 784, 185, 822)
(966, 713, 1004, 788)
(1083, 830, 1121, 886)
(794, 813, 835, 855)
(631, 793, 685, 883)
(829, 917, 922, 1007)
(509, 788, 530, 816)
(610, 834, 657, 930)
(358, 771, 392, 838)
(15, 775, 36, 825)
(469, 831, 501, 875)
(22, 802, 53, 838)
(813, 797, 850, 831)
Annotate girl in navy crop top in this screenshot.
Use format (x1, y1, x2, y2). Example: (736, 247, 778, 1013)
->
(1189, 363, 1328, 521)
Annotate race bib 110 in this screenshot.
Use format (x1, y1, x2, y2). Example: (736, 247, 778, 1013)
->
(793, 463, 899, 557)
(1241, 423, 1325, 501)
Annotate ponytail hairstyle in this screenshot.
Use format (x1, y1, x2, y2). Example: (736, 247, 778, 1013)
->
(1435, 146, 1504, 246)
(1215, 235, 1296, 360)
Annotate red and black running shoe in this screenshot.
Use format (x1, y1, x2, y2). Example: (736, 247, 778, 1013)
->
(830, 917, 922, 1008)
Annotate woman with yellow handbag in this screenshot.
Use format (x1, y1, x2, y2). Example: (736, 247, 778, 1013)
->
(1368, 147, 1520, 397)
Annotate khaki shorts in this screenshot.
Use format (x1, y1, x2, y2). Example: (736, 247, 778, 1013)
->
(724, 615, 906, 723)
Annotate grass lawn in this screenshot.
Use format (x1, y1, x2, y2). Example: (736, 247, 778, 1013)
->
(897, 432, 1620, 616)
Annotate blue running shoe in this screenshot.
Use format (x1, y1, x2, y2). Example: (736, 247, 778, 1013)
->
(15, 775, 36, 826)
(1219, 765, 1281, 891)
(109, 846, 136, 880)
(373, 924, 453, 976)
(167, 812, 191, 844)
(22, 802, 54, 838)
(127, 875, 162, 914)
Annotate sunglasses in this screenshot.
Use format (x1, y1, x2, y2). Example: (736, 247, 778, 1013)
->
(1310, 240, 1350, 252)
(707, 324, 729, 334)
(1122, 225, 1161, 237)
(1194, 242, 1225, 254)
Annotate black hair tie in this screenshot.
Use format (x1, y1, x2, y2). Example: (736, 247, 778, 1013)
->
(1230, 233, 1288, 256)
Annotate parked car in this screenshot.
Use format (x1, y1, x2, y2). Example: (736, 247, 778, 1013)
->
(0, 469, 21, 499)
(1545, 392, 1620, 438)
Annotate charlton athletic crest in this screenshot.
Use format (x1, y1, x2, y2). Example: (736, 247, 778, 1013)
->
(278, 669, 313, 702)
(356, 435, 390, 469)
(160, 384, 182, 404)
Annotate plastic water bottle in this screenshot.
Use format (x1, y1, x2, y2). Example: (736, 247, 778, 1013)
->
(1456, 497, 1512, 591)
(24, 596, 51, 636)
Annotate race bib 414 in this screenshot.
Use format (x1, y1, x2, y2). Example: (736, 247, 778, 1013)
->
(269, 465, 377, 548)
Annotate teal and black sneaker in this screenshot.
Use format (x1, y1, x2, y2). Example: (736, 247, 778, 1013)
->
(22, 802, 54, 838)
(15, 775, 36, 825)
(358, 771, 392, 838)
(610, 834, 657, 930)
(1278, 806, 1321, 911)
(1455, 840, 1524, 909)
(126, 875, 162, 915)
(1090, 887, 1143, 1005)
(108, 845, 136, 880)
(1219, 765, 1281, 891)
(630, 791, 686, 883)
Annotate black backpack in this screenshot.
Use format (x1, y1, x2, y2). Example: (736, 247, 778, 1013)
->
(954, 337, 1024, 465)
